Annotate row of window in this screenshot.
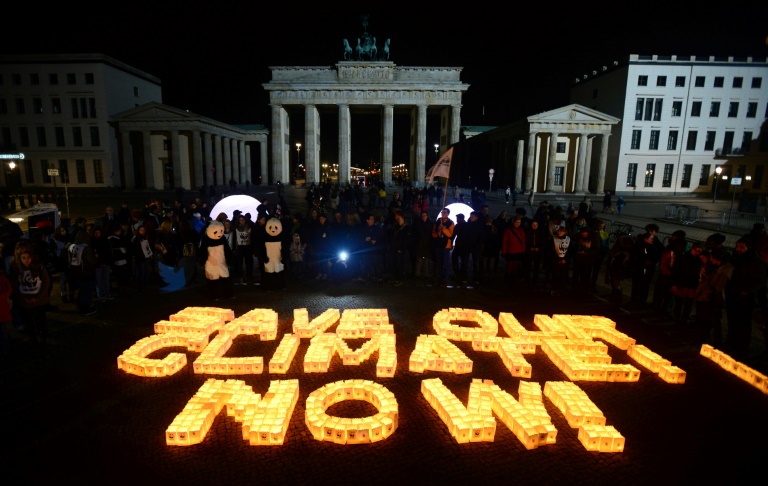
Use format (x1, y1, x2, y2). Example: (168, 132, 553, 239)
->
(1, 72, 95, 86)
(635, 98, 761, 120)
(630, 128, 759, 153)
(21, 159, 103, 185)
(637, 75, 762, 89)
(626, 163, 765, 190)
(0, 96, 97, 118)
(0, 125, 100, 148)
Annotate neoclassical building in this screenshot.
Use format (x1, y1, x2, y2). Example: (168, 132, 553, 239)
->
(455, 104, 619, 194)
(263, 62, 469, 186)
(110, 102, 268, 190)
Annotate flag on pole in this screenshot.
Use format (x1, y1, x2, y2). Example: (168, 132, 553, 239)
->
(425, 147, 453, 184)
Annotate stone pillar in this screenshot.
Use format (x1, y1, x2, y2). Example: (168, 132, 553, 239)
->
(382, 104, 394, 185)
(142, 131, 159, 190)
(214, 135, 224, 186)
(546, 132, 559, 192)
(575, 133, 588, 193)
(170, 130, 188, 190)
(526, 131, 537, 191)
(416, 104, 427, 185)
(204, 133, 214, 187)
(305, 104, 320, 185)
(270, 104, 286, 185)
(239, 141, 247, 185)
(338, 104, 351, 185)
(259, 141, 268, 186)
(515, 139, 524, 190)
(231, 139, 240, 183)
(192, 130, 204, 189)
(582, 136, 594, 192)
(596, 133, 610, 194)
(120, 131, 135, 189)
(223, 137, 232, 184)
(450, 105, 461, 145)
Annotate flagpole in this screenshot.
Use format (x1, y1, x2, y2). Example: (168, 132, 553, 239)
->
(441, 176, 449, 209)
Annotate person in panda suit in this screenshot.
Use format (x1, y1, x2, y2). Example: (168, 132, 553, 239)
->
(262, 217, 285, 291)
(198, 220, 235, 300)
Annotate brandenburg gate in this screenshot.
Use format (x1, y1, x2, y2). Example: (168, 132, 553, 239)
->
(262, 60, 469, 186)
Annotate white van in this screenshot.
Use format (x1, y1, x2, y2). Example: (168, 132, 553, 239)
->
(7, 203, 60, 238)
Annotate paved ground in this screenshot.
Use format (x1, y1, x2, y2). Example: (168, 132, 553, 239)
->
(2, 186, 767, 484)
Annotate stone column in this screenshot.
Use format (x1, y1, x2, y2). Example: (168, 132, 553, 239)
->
(231, 139, 240, 183)
(515, 139, 524, 190)
(204, 133, 213, 187)
(416, 104, 427, 185)
(192, 130, 204, 189)
(259, 141, 268, 186)
(239, 141, 247, 184)
(141, 131, 157, 189)
(338, 104, 351, 185)
(574, 133, 588, 193)
(120, 131, 135, 189)
(223, 137, 232, 184)
(170, 130, 187, 190)
(596, 133, 611, 194)
(583, 136, 594, 192)
(382, 104, 394, 185)
(214, 135, 224, 186)
(270, 104, 285, 185)
(526, 131, 537, 191)
(305, 104, 319, 185)
(450, 105, 461, 145)
(546, 132, 559, 192)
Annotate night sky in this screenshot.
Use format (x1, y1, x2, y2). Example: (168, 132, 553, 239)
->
(3, 3, 766, 166)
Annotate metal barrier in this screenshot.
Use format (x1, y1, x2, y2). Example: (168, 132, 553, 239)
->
(664, 204, 699, 225)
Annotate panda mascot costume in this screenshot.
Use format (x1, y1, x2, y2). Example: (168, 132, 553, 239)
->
(262, 217, 285, 291)
(198, 220, 235, 300)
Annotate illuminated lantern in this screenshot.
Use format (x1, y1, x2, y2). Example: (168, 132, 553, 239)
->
(543, 381, 624, 453)
(700, 344, 768, 394)
(304, 380, 398, 444)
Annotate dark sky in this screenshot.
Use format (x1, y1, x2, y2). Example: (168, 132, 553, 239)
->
(3, 3, 767, 164)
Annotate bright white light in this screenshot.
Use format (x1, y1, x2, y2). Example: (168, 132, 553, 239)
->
(210, 195, 263, 222)
(435, 203, 474, 226)
(339, 252, 348, 261)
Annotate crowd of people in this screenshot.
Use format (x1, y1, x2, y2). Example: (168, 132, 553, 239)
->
(1, 181, 767, 362)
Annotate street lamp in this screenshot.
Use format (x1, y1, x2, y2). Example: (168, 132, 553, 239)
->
(434, 143, 439, 160)
(713, 166, 723, 203)
(295, 143, 301, 182)
(488, 168, 495, 193)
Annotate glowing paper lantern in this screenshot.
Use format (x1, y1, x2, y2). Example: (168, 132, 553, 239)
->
(210, 194, 263, 222)
(701, 344, 767, 393)
(305, 380, 399, 444)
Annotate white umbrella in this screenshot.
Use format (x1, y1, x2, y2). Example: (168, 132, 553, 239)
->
(436, 203, 474, 226)
(209, 195, 263, 222)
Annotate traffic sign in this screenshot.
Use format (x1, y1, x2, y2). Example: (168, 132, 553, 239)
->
(47, 169, 59, 176)
(731, 177, 742, 186)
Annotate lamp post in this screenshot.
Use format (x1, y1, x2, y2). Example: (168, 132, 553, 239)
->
(488, 168, 495, 193)
(713, 166, 722, 203)
(295, 143, 301, 183)
(434, 143, 439, 160)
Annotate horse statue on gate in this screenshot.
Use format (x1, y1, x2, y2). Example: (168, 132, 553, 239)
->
(343, 39, 353, 60)
(382, 38, 390, 60)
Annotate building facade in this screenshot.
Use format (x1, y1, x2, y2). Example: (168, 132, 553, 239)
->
(570, 54, 768, 196)
(454, 105, 618, 195)
(263, 62, 468, 187)
(110, 103, 268, 191)
(0, 54, 162, 191)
